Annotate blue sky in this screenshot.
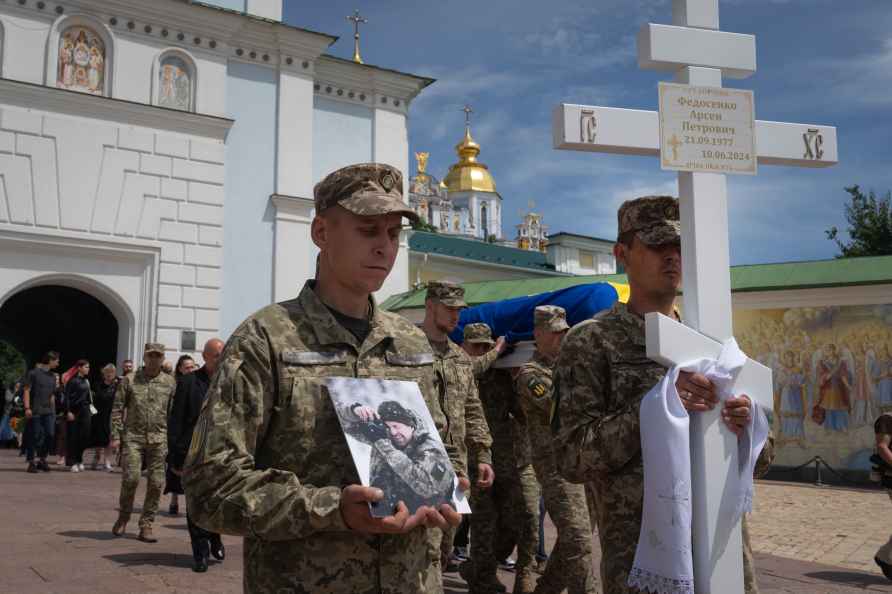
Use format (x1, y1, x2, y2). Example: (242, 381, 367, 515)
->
(284, 0, 892, 265)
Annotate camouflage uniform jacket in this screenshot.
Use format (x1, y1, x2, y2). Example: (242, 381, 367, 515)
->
(478, 367, 531, 471)
(431, 338, 493, 472)
(112, 369, 176, 444)
(342, 407, 456, 516)
(471, 347, 500, 378)
(515, 350, 559, 477)
(184, 282, 458, 594)
(552, 301, 667, 488)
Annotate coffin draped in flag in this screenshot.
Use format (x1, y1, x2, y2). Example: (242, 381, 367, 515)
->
(448, 282, 629, 345)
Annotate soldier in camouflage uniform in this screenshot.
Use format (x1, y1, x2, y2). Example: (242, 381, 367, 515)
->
(459, 323, 510, 593)
(184, 163, 465, 594)
(459, 323, 540, 594)
(515, 306, 596, 594)
(111, 342, 177, 543)
(505, 424, 541, 594)
(464, 323, 504, 377)
(341, 400, 456, 513)
(552, 196, 756, 594)
(421, 282, 495, 584)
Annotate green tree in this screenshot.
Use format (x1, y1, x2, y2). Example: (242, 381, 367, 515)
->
(826, 185, 892, 257)
(0, 340, 26, 388)
(410, 218, 439, 234)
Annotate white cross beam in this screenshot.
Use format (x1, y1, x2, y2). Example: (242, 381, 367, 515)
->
(552, 1, 838, 593)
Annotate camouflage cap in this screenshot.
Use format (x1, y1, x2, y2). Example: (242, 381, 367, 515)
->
(378, 400, 417, 429)
(313, 163, 418, 222)
(144, 342, 165, 355)
(534, 305, 570, 333)
(426, 280, 467, 308)
(618, 195, 680, 246)
(464, 322, 495, 345)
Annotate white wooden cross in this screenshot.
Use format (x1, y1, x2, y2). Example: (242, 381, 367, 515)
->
(552, 1, 838, 592)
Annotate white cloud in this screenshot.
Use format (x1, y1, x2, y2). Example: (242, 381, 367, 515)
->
(821, 38, 892, 107)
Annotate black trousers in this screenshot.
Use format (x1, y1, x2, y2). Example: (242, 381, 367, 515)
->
(66, 410, 91, 465)
(26, 414, 55, 461)
(187, 513, 220, 554)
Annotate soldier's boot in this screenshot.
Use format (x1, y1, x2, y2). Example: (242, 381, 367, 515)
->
(459, 561, 506, 593)
(192, 538, 210, 573)
(111, 513, 129, 537)
(137, 525, 158, 543)
(512, 566, 536, 594)
(210, 535, 225, 561)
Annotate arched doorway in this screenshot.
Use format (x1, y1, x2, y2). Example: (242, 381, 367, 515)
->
(0, 285, 119, 384)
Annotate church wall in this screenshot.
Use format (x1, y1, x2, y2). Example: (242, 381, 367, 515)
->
(312, 96, 373, 182)
(0, 7, 228, 118)
(0, 96, 226, 363)
(221, 60, 277, 336)
(373, 106, 410, 300)
(1, 12, 49, 84)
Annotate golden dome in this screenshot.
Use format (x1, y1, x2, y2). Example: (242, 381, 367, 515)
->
(442, 127, 497, 193)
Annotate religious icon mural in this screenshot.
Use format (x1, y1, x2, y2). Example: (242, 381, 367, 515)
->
(158, 55, 193, 111)
(57, 27, 105, 95)
(734, 304, 892, 472)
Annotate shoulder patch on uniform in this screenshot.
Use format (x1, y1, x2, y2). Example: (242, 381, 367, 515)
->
(527, 376, 548, 398)
(386, 352, 435, 366)
(281, 350, 348, 365)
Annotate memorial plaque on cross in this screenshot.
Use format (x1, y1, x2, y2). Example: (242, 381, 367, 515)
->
(552, 1, 838, 592)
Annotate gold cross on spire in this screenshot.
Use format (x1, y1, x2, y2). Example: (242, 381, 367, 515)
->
(346, 9, 368, 64)
(462, 104, 473, 130)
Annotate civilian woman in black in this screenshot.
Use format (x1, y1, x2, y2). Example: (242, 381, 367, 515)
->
(64, 360, 92, 472)
(88, 364, 118, 471)
(164, 355, 195, 515)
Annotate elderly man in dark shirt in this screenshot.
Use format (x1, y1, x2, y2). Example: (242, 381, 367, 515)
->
(168, 338, 224, 573)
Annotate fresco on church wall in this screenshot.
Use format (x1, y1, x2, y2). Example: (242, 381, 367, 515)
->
(158, 56, 193, 111)
(734, 304, 892, 472)
(57, 27, 105, 95)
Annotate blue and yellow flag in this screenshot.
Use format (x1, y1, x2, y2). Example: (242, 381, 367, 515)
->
(449, 282, 629, 343)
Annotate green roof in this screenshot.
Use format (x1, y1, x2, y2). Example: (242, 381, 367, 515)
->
(383, 254, 892, 311)
(410, 231, 561, 273)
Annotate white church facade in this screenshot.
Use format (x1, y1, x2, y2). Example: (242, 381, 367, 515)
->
(0, 0, 431, 370)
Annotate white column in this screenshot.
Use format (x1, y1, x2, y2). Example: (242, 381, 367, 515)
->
(277, 70, 315, 197)
(271, 195, 316, 302)
(372, 107, 411, 301)
(246, 0, 282, 21)
(271, 68, 316, 302)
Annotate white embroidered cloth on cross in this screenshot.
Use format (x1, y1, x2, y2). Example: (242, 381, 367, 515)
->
(627, 339, 770, 594)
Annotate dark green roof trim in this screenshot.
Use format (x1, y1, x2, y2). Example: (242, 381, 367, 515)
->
(382, 255, 892, 311)
(410, 231, 560, 272)
(186, 1, 338, 44)
(548, 231, 616, 244)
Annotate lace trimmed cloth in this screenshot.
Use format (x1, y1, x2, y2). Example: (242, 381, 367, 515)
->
(628, 339, 769, 594)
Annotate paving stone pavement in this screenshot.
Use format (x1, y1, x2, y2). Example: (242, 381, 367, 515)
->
(749, 479, 892, 576)
(1, 448, 890, 593)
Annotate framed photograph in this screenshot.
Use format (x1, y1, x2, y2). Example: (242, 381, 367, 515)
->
(326, 377, 471, 518)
